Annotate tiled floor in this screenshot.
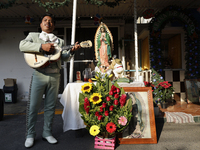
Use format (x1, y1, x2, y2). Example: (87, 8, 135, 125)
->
(156, 101, 200, 122)
(158, 101, 200, 116)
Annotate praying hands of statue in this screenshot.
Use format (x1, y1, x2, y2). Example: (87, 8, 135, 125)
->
(101, 36, 106, 42)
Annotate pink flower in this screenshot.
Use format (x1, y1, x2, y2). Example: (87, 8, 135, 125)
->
(118, 116, 127, 126)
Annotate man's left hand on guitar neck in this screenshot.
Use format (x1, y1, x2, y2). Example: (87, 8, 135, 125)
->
(71, 41, 81, 52)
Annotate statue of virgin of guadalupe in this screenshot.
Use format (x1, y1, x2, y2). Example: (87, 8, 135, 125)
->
(94, 22, 113, 73)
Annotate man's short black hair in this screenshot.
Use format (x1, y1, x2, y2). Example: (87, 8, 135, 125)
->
(40, 13, 56, 25)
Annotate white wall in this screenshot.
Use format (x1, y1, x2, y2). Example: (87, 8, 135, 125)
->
(0, 27, 37, 101)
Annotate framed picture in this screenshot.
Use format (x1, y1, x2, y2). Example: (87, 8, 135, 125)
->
(185, 79, 200, 103)
(118, 87, 157, 144)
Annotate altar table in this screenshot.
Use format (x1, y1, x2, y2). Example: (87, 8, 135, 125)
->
(60, 81, 144, 132)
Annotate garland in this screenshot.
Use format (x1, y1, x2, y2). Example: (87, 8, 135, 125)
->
(0, 0, 126, 11)
(0, 0, 17, 10)
(32, 0, 70, 12)
(149, 5, 200, 79)
(32, 0, 126, 12)
(85, 0, 126, 8)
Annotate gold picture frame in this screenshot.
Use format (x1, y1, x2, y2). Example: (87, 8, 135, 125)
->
(118, 87, 157, 144)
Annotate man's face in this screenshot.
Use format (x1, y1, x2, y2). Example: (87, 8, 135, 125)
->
(40, 16, 55, 33)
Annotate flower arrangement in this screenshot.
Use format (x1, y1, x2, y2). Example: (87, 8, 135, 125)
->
(145, 81, 174, 103)
(144, 69, 174, 104)
(79, 73, 132, 138)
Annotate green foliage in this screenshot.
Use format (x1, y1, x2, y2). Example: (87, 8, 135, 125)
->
(79, 72, 132, 138)
(85, 0, 126, 8)
(0, 0, 17, 10)
(32, 0, 70, 12)
(32, 0, 127, 12)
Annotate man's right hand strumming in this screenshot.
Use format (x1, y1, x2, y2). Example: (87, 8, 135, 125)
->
(41, 43, 55, 53)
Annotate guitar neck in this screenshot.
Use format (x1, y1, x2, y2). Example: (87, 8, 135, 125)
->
(61, 45, 74, 51)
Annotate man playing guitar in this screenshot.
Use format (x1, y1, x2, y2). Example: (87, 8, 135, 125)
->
(19, 13, 81, 148)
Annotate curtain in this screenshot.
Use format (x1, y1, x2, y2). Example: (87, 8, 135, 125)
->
(141, 37, 150, 70)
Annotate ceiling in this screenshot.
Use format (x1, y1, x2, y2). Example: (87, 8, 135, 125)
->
(1, 0, 200, 21)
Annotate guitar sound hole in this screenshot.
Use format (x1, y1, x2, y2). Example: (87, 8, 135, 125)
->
(45, 51, 55, 55)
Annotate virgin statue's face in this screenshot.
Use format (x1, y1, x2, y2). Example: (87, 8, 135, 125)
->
(100, 27, 105, 32)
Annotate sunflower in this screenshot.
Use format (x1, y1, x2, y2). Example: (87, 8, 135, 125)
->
(89, 93, 102, 104)
(81, 83, 92, 93)
(89, 125, 100, 136)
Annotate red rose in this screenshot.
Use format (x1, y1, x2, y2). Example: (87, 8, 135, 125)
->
(95, 111, 99, 116)
(114, 100, 118, 105)
(106, 96, 111, 101)
(109, 91, 113, 96)
(102, 102, 107, 108)
(111, 85, 116, 91)
(104, 110, 109, 116)
(120, 99, 126, 107)
(100, 107, 103, 112)
(85, 107, 89, 114)
(84, 97, 88, 102)
(120, 94, 126, 101)
(116, 88, 120, 93)
(98, 115, 103, 120)
(109, 105, 114, 111)
(84, 97, 90, 113)
(119, 94, 127, 107)
(114, 94, 119, 99)
(84, 101, 90, 106)
(144, 81, 148, 86)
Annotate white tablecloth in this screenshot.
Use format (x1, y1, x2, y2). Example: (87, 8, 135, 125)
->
(60, 81, 144, 132)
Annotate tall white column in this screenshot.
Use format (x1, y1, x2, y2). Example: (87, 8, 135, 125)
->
(134, 0, 139, 81)
(69, 0, 77, 83)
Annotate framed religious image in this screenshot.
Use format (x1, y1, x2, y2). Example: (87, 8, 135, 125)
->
(118, 87, 157, 144)
(185, 79, 200, 103)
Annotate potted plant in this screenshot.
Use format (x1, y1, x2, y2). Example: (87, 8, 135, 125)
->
(153, 81, 174, 108)
(144, 80, 174, 109)
(79, 73, 132, 149)
(144, 69, 174, 109)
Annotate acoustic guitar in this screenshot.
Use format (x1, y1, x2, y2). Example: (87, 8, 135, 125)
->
(24, 40, 92, 68)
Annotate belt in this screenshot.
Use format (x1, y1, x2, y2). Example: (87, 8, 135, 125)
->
(36, 67, 60, 74)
